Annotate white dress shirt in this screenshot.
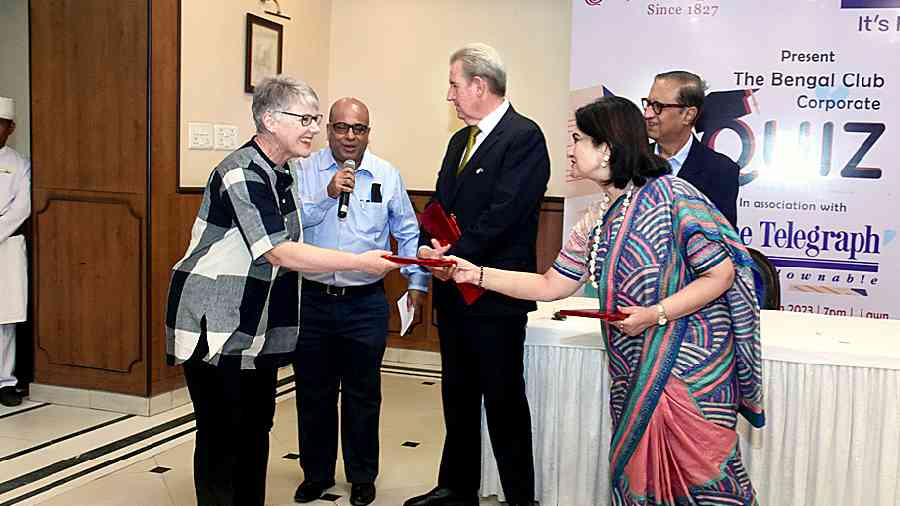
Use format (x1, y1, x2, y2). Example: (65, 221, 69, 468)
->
(460, 99, 510, 166)
(655, 135, 693, 177)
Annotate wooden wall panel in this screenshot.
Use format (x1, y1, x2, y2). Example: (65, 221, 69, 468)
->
(33, 193, 144, 372)
(386, 193, 436, 351)
(537, 198, 564, 273)
(148, 192, 201, 394)
(30, 0, 150, 395)
(30, 0, 148, 194)
(148, 0, 193, 394)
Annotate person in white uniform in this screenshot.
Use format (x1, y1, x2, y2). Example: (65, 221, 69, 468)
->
(0, 96, 30, 407)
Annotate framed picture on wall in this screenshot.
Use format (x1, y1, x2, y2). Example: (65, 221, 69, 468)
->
(245, 13, 283, 93)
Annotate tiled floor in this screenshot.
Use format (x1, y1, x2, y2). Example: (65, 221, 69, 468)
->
(0, 367, 504, 505)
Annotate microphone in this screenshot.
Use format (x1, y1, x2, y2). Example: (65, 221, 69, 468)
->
(337, 159, 357, 219)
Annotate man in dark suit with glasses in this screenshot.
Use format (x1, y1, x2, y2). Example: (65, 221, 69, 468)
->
(643, 70, 740, 227)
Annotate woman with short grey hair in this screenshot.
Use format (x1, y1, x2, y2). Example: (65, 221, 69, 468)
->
(166, 75, 399, 506)
(251, 75, 320, 133)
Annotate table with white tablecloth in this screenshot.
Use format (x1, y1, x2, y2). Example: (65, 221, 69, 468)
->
(479, 297, 900, 506)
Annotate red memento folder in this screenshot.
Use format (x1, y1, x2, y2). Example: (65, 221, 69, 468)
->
(382, 255, 457, 268)
(556, 309, 628, 321)
(419, 201, 485, 305)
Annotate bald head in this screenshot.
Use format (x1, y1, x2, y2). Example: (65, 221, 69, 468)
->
(329, 97, 369, 124)
(327, 97, 371, 165)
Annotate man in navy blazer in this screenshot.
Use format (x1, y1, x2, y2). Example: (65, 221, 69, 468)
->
(643, 71, 739, 227)
(406, 43, 549, 506)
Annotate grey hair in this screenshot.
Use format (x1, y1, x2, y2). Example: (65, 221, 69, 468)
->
(654, 70, 707, 109)
(251, 75, 319, 133)
(450, 43, 507, 97)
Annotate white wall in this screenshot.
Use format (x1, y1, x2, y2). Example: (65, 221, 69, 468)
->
(0, 0, 31, 156)
(327, 0, 572, 195)
(180, 0, 332, 187)
(179, 0, 573, 196)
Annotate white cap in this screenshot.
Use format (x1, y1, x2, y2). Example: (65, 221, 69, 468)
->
(0, 97, 13, 120)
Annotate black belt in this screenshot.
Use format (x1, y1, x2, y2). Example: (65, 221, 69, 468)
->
(303, 279, 383, 297)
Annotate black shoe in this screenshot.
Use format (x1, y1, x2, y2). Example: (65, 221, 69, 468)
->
(293, 479, 335, 503)
(350, 483, 376, 506)
(403, 487, 478, 506)
(0, 387, 22, 407)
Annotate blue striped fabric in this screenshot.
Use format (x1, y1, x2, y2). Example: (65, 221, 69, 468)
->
(552, 176, 763, 505)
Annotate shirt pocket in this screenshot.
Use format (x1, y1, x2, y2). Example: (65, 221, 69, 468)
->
(355, 201, 389, 235)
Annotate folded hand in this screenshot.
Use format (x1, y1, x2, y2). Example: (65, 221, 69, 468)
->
(611, 305, 656, 336)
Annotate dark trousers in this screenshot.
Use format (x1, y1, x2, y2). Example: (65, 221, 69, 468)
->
(436, 311, 535, 503)
(293, 288, 389, 484)
(183, 360, 278, 506)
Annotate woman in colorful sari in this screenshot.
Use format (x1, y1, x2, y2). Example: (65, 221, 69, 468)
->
(424, 96, 764, 505)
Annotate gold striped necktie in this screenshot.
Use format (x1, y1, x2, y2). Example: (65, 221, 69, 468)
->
(457, 125, 481, 175)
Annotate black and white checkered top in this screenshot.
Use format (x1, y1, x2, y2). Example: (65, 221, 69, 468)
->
(166, 140, 302, 370)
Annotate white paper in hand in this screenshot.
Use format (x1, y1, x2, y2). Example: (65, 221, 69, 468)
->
(397, 291, 415, 336)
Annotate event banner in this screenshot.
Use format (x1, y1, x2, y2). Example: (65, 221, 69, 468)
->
(568, 0, 900, 319)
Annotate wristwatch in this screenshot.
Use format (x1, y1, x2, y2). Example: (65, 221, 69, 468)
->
(656, 303, 669, 326)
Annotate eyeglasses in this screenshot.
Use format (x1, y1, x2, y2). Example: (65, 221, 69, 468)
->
(330, 122, 370, 135)
(641, 98, 687, 115)
(277, 111, 323, 127)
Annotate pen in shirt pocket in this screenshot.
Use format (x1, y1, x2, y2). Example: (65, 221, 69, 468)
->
(362, 183, 383, 203)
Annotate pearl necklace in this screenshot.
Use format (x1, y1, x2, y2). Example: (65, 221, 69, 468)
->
(589, 185, 634, 289)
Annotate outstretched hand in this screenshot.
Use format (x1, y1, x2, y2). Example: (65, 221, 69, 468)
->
(445, 255, 479, 285)
(419, 239, 453, 281)
(358, 249, 401, 276)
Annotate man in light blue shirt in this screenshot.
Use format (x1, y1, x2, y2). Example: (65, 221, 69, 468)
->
(291, 97, 427, 506)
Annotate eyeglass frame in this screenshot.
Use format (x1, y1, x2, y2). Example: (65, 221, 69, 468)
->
(641, 98, 689, 116)
(330, 122, 371, 135)
(277, 111, 324, 127)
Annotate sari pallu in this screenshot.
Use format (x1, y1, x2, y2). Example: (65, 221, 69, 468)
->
(554, 176, 764, 505)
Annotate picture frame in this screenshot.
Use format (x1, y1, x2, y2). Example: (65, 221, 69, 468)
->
(244, 13, 283, 94)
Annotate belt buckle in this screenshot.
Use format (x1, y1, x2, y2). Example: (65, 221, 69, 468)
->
(325, 284, 346, 296)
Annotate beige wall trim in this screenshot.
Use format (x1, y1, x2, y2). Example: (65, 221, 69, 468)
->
(29, 383, 192, 417)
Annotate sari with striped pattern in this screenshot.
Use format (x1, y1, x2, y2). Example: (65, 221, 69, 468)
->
(553, 176, 764, 505)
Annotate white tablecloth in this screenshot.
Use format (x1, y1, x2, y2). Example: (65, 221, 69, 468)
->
(479, 298, 900, 505)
